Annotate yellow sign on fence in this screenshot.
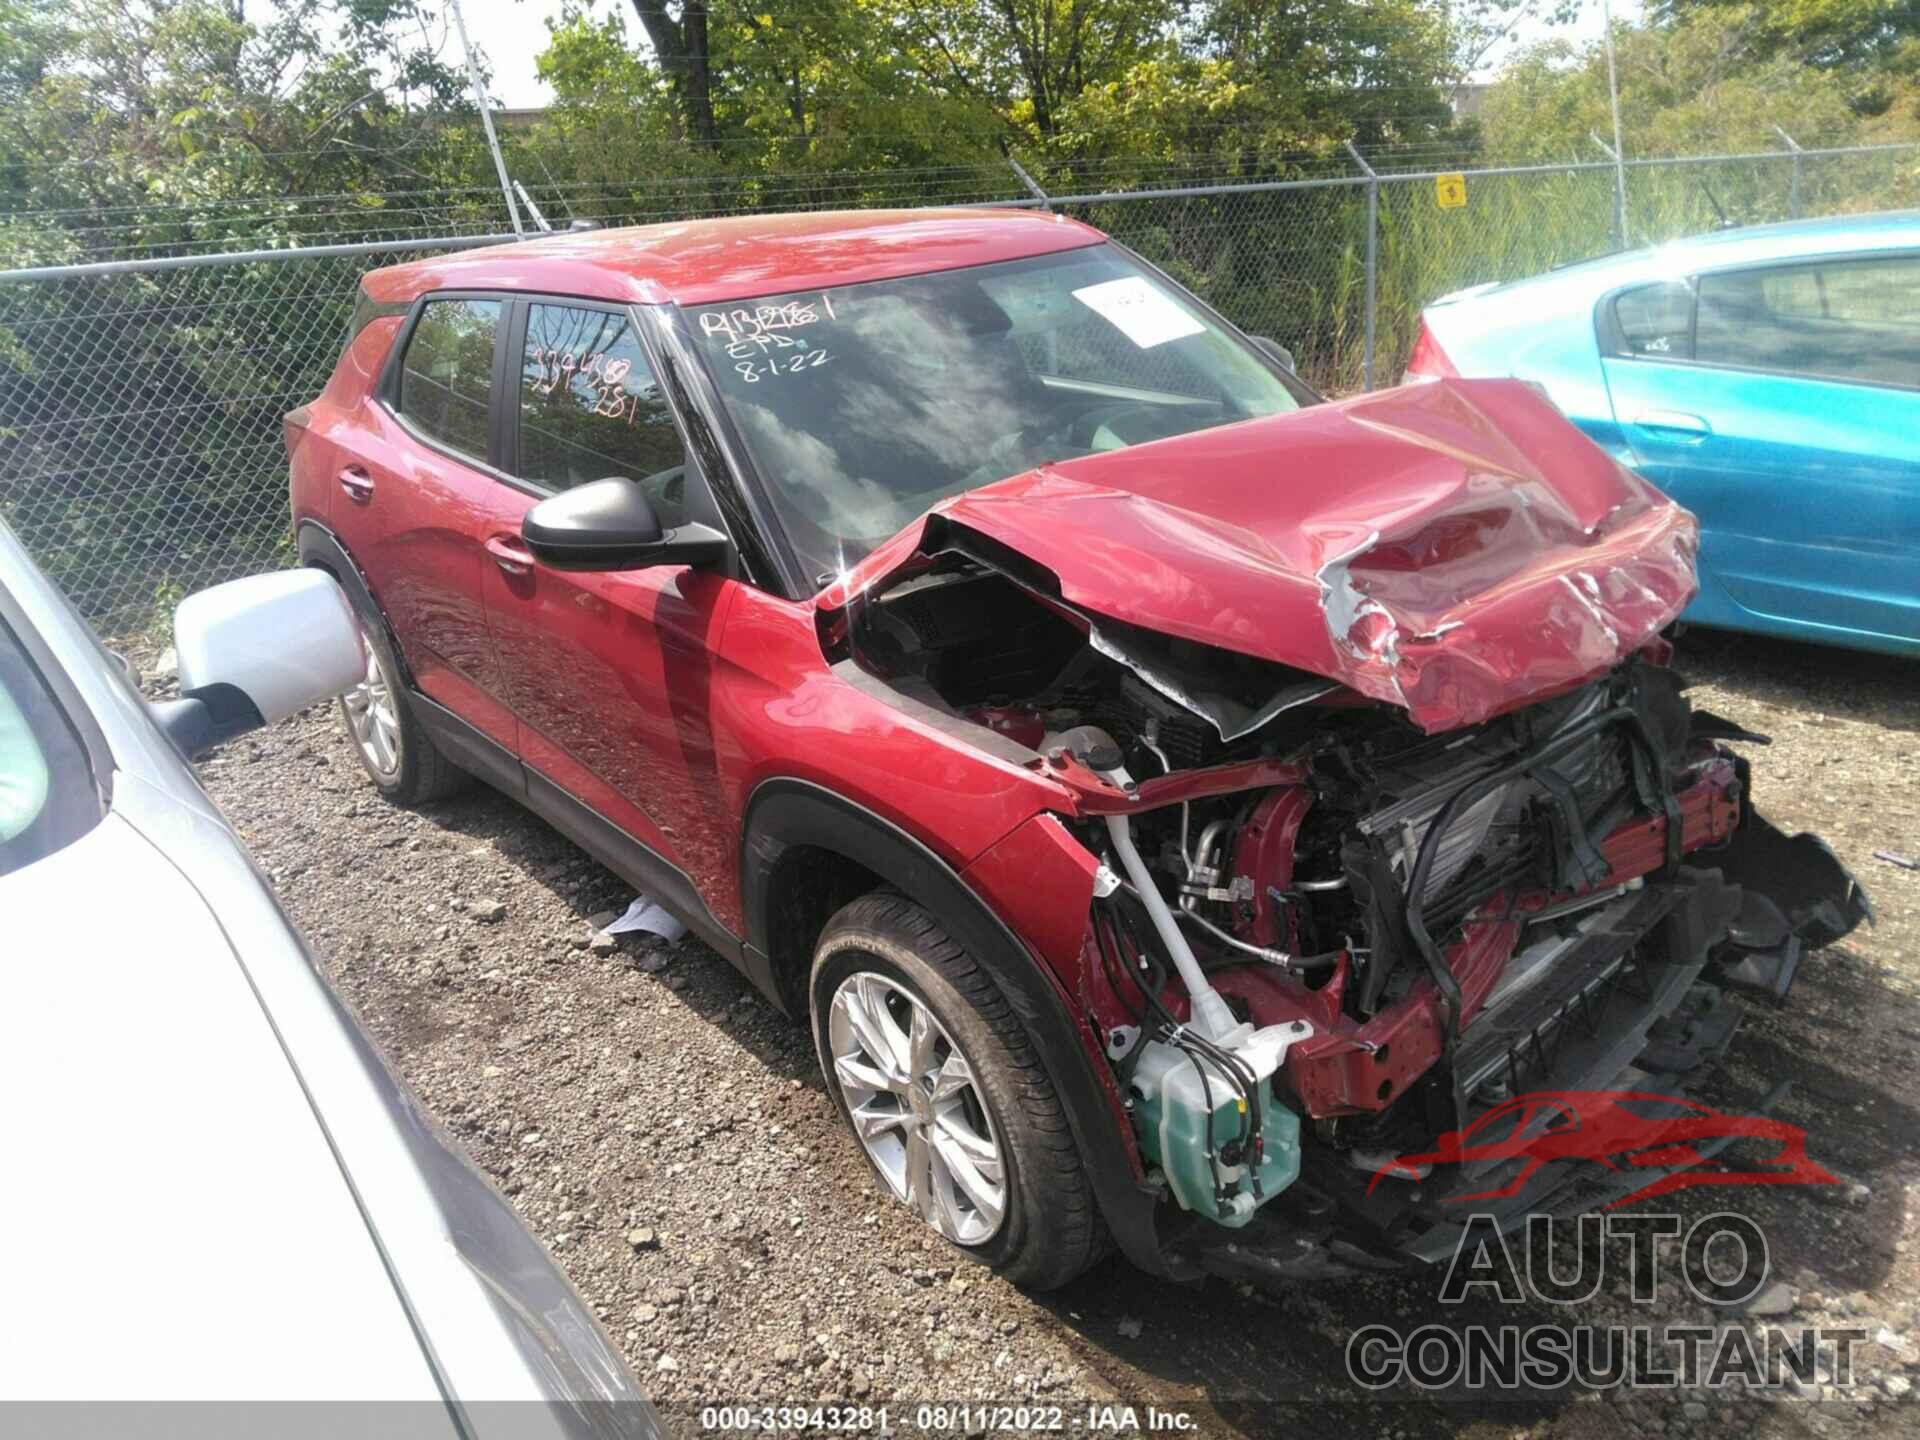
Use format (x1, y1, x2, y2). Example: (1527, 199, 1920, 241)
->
(1435, 173, 1467, 209)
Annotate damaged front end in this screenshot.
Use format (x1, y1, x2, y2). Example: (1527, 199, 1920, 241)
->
(817, 379, 1871, 1281)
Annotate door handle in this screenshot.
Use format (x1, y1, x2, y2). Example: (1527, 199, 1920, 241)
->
(338, 466, 375, 501)
(485, 534, 536, 576)
(1632, 410, 1712, 440)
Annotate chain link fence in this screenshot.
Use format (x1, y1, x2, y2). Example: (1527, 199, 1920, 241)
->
(0, 236, 516, 634)
(3, 141, 1915, 636)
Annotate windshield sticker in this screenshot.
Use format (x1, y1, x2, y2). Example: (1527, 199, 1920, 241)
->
(1071, 276, 1204, 349)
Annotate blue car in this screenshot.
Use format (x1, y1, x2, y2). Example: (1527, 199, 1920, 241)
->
(1407, 211, 1920, 656)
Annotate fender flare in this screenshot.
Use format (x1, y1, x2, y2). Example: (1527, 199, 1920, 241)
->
(295, 520, 413, 684)
(741, 777, 1175, 1278)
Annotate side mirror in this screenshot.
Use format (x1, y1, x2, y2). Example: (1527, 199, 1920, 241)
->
(156, 569, 364, 757)
(1251, 335, 1297, 373)
(522, 476, 729, 572)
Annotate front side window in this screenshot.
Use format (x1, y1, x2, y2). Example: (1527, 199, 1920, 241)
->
(1611, 280, 1694, 359)
(0, 618, 100, 877)
(1696, 256, 1920, 388)
(685, 245, 1304, 584)
(398, 297, 500, 461)
(517, 304, 688, 521)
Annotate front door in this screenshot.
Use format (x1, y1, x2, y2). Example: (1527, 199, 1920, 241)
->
(1600, 257, 1920, 649)
(479, 298, 741, 896)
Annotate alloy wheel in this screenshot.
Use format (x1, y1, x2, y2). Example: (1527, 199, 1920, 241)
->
(341, 631, 402, 780)
(827, 971, 1008, 1245)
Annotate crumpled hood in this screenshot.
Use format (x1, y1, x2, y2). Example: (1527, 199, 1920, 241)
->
(825, 378, 1698, 734)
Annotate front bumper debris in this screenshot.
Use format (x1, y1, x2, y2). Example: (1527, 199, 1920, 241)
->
(1169, 834, 1867, 1283)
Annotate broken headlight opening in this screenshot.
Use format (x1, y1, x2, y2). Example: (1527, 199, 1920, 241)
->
(825, 529, 1870, 1277)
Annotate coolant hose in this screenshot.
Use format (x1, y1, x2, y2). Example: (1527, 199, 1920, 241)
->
(1104, 812, 1240, 1042)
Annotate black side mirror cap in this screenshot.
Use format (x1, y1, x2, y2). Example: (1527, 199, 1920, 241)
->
(522, 476, 730, 572)
(150, 685, 267, 760)
(1251, 335, 1297, 373)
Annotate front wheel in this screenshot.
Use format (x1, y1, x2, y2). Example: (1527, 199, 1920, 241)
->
(810, 892, 1108, 1290)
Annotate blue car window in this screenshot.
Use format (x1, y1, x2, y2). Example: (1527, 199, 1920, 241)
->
(1761, 255, 1920, 326)
(1612, 281, 1694, 359)
(1696, 257, 1920, 389)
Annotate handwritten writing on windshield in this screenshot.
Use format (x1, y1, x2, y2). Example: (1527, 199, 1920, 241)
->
(699, 300, 823, 345)
(733, 348, 832, 384)
(699, 300, 838, 381)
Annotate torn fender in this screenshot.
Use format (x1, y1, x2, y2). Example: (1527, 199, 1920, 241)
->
(821, 379, 1699, 735)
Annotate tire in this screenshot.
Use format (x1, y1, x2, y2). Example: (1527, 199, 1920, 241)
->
(810, 891, 1109, 1290)
(333, 581, 468, 806)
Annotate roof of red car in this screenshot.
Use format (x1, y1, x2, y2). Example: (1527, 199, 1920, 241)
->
(364, 208, 1107, 308)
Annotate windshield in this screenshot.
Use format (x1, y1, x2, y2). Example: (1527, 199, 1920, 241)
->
(686, 244, 1305, 584)
(0, 613, 101, 877)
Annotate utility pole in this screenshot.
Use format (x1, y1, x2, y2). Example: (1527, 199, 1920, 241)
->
(1600, 0, 1628, 248)
(1344, 141, 1379, 392)
(448, 0, 524, 236)
(1773, 124, 1804, 219)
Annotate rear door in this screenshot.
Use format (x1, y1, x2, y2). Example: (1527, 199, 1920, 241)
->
(328, 293, 521, 751)
(1598, 256, 1920, 648)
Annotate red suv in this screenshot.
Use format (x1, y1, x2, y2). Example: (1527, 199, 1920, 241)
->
(288, 210, 1868, 1289)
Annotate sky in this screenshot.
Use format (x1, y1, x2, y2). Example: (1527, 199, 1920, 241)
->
(455, 0, 1646, 111)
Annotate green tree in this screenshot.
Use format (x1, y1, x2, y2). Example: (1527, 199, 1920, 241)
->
(629, 2, 720, 145)
(1478, 3, 1880, 159)
(893, 0, 1179, 139)
(528, 1, 1009, 193)
(1197, 0, 1461, 148)
(1652, 0, 1920, 68)
(0, 0, 484, 242)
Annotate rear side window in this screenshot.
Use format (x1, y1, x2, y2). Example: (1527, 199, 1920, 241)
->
(398, 298, 501, 460)
(517, 303, 687, 511)
(1696, 257, 1920, 388)
(1758, 254, 1920, 325)
(342, 285, 408, 355)
(1611, 280, 1694, 358)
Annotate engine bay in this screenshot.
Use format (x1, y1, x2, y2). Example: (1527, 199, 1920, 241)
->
(827, 538, 1869, 1261)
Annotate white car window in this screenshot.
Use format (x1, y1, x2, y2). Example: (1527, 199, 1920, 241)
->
(0, 621, 101, 876)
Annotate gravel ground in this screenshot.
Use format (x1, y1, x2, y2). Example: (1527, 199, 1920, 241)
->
(164, 625, 1918, 1439)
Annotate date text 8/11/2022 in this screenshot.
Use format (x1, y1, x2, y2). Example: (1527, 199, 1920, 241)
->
(697, 1405, 1198, 1433)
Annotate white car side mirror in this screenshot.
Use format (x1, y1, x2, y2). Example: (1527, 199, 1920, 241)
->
(159, 570, 364, 756)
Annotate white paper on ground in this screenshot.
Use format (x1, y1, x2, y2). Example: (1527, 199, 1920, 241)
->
(603, 894, 689, 942)
(1071, 275, 1205, 349)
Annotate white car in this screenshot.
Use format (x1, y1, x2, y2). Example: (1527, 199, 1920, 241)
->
(0, 518, 657, 1436)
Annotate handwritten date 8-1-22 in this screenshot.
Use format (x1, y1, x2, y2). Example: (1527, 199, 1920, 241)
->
(734, 348, 833, 383)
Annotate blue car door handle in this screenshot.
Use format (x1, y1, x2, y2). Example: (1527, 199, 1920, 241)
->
(1633, 409, 1713, 441)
